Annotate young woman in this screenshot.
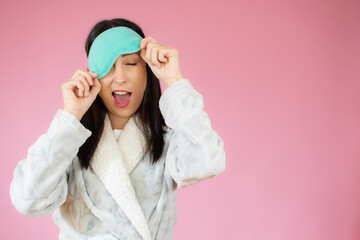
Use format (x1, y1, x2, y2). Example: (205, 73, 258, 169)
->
(10, 18, 226, 240)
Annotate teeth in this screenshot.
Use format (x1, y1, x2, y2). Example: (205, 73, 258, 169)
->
(113, 92, 128, 95)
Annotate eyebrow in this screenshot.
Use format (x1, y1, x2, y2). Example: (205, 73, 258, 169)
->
(122, 52, 140, 57)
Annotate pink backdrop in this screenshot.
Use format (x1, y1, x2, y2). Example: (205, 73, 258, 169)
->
(1, 0, 360, 239)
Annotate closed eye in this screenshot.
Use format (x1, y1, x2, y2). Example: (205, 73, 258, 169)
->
(126, 63, 137, 66)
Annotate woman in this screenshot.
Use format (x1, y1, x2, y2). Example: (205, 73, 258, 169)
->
(10, 18, 226, 240)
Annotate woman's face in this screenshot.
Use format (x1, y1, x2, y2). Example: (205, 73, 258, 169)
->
(97, 51, 147, 129)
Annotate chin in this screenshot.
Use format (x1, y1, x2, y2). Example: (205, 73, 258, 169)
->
(113, 106, 139, 118)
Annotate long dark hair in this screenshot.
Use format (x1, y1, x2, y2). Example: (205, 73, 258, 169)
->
(77, 18, 166, 169)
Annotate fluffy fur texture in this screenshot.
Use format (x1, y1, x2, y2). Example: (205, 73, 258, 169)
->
(91, 113, 151, 240)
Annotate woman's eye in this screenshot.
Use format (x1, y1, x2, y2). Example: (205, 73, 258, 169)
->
(126, 63, 137, 66)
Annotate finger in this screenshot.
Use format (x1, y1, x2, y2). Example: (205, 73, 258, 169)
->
(140, 38, 148, 49)
(140, 36, 157, 49)
(89, 71, 98, 79)
(71, 69, 95, 90)
(71, 71, 81, 81)
(145, 42, 153, 63)
(140, 48, 152, 67)
(74, 77, 88, 97)
(140, 45, 158, 68)
(158, 50, 168, 63)
(163, 48, 178, 63)
(150, 45, 162, 68)
(89, 78, 102, 96)
(146, 42, 160, 66)
(66, 80, 85, 97)
(78, 69, 95, 86)
(75, 80, 85, 97)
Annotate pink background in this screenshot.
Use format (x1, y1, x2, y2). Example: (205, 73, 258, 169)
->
(1, 0, 359, 239)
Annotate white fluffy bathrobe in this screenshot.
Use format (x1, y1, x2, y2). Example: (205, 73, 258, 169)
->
(9, 79, 226, 240)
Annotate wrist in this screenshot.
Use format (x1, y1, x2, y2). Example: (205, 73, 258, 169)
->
(63, 109, 83, 121)
(163, 75, 183, 88)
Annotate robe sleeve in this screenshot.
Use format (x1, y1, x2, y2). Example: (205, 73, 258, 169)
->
(9, 109, 92, 217)
(159, 78, 226, 188)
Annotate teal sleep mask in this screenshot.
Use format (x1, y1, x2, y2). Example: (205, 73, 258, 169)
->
(88, 26, 143, 79)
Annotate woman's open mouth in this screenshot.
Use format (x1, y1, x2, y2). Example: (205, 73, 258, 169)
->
(112, 90, 132, 108)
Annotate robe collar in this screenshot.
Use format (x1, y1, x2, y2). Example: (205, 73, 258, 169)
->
(90, 113, 151, 240)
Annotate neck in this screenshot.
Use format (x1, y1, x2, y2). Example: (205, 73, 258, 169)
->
(107, 112, 130, 130)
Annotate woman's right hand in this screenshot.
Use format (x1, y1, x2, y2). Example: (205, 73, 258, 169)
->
(61, 69, 102, 121)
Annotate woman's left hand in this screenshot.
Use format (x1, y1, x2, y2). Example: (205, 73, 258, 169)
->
(140, 36, 183, 88)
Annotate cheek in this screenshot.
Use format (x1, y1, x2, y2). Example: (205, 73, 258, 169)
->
(98, 88, 105, 100)
(98, 80, 111, 102)
(134, 66, 147, 92)
(97, 89, 108, 106)
(140, 72, 147, 94)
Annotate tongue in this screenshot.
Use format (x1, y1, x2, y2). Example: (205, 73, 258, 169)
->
(114, 93, 131, 104)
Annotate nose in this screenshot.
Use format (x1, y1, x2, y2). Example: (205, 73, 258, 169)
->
(115, 79, 126, 84)
(113, 67, 127, 84)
